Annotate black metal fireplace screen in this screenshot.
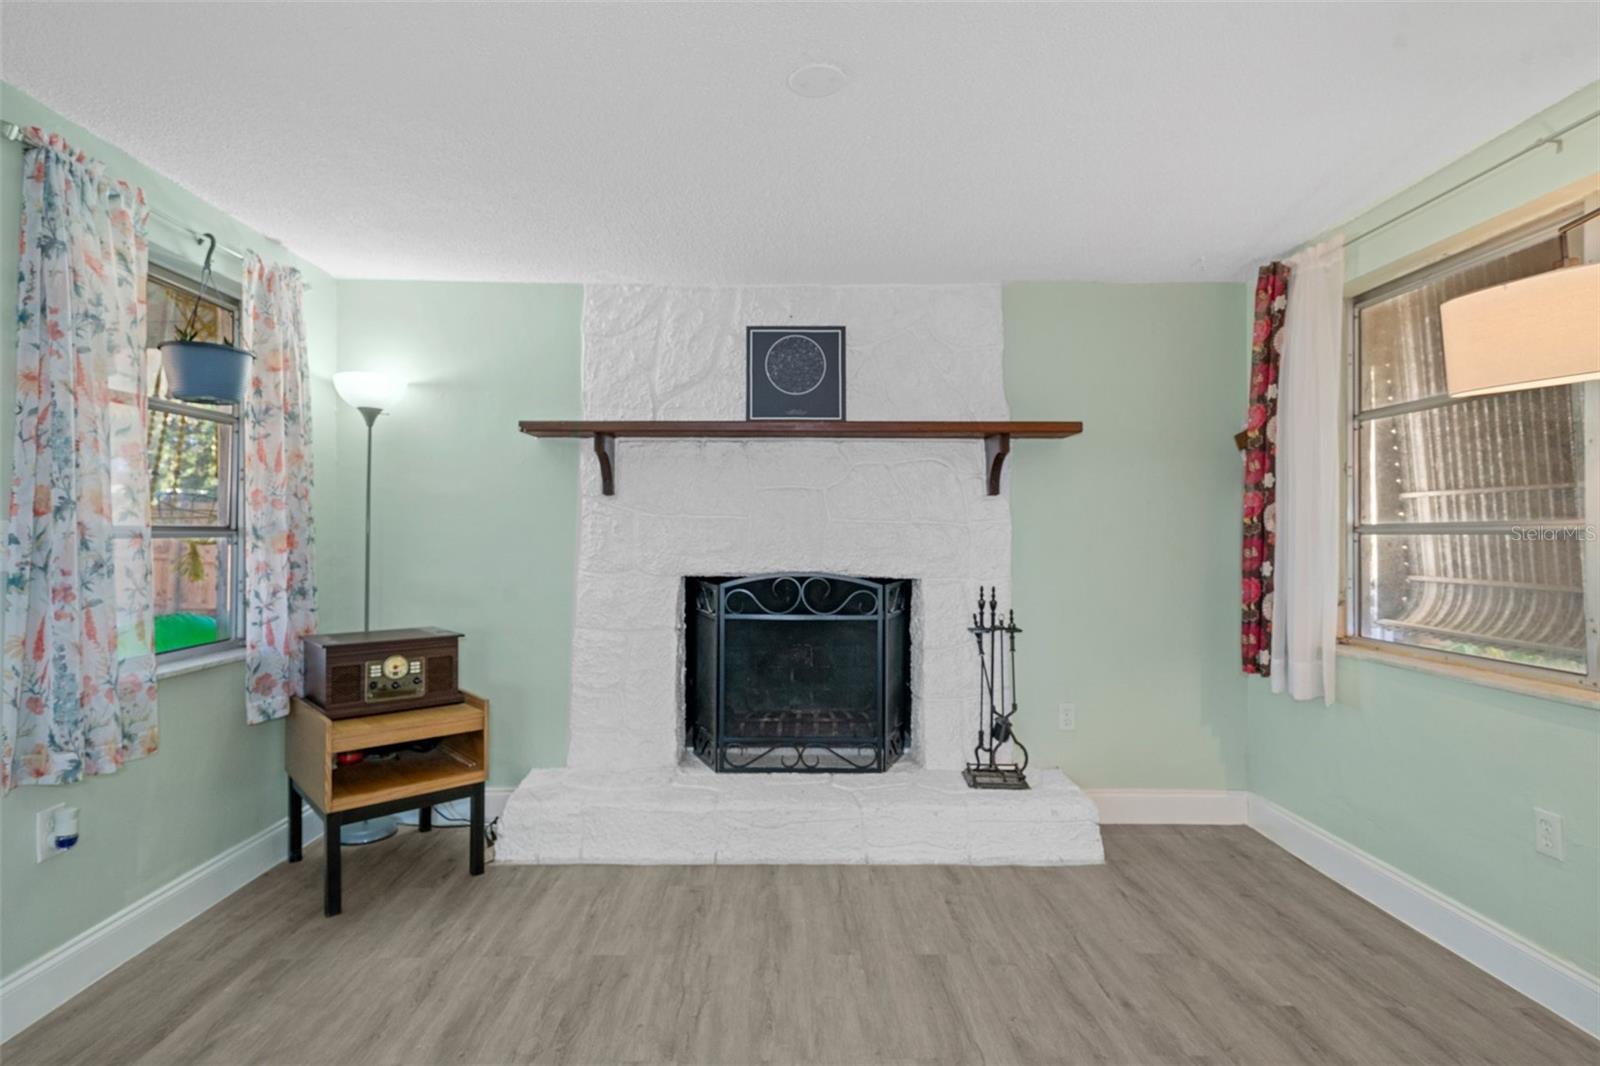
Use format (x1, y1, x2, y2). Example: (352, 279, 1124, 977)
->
(685, 574, 912, 773)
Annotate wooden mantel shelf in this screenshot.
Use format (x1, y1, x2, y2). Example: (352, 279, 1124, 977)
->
(517, 420, 1083, 497)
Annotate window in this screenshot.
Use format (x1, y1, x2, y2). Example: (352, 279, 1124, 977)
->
(146, 266, 244, 657)
(1349, 213, 1597, 689)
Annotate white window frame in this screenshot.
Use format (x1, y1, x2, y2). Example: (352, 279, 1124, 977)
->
(148, 261, 247, 666)
(1343, 208, 1599, 694)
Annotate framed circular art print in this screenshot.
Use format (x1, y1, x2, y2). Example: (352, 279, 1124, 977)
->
(746, 326, 845, 420)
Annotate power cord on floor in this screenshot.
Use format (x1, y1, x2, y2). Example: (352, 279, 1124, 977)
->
(397, 799, 473, 827)
(396, 802, 499, 849)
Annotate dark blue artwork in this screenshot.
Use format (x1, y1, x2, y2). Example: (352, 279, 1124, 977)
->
(746, 327, 845, 420)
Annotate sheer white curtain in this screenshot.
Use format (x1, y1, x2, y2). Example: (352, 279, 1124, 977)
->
(1270, 237, 1345, 704)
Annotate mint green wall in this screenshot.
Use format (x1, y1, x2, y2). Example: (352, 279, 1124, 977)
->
(0, 663, 278, 972)
(0, 84, 349, 978)
(1005, 283, 1250, 788)
(1246, 81, 1600, 977)
(1251, 662, 1598, 974)
(332, 282, 580, 786)
(328, 281, 1252, 791)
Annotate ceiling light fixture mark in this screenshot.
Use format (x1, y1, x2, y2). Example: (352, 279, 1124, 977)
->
(787, 62, 848, 99)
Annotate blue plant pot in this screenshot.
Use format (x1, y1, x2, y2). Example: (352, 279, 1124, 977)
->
(159, 340, 252, 405)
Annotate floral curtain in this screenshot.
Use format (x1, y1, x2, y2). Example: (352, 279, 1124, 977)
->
(1241, 262, 1290, 675)
(2, 131, 156, 790)
(241, 255, 316, 723)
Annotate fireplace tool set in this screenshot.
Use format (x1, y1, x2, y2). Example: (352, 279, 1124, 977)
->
(964, 587, 1030, 789)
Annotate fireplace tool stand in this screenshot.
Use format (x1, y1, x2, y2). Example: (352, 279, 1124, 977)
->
(964, 587, 1030, 790)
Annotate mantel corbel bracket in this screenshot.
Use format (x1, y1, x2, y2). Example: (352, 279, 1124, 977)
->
(984, 433, 1010, 496)
(594, 433, 616, 496)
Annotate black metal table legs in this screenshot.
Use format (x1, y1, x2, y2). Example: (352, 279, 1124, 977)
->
(288, 780, 303, 862)
(470, 783, 485, 875)
(287, 779, 484, 917)
(323, 809, 343, 915)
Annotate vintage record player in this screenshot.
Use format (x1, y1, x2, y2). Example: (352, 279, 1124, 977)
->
(301, 627, 463, 718)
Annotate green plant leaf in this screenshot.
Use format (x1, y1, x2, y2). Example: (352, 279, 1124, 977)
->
(180, 540, 206, 583)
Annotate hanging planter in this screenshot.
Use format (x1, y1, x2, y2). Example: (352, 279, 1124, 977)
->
(159, 233, 252, 405)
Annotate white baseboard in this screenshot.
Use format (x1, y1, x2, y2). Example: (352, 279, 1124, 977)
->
(0, 803, 322, 1043)
(1088, 788, 1248, 824)
(0, 786, 513, 1044)
(1247, 794, 1600, 1039)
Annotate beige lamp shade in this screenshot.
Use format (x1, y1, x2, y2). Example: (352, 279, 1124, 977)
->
(1440, 261, 1600, 397)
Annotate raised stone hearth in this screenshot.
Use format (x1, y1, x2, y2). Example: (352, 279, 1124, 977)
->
(497, 764, 1103, 865)
(499, 284, 1103, 865)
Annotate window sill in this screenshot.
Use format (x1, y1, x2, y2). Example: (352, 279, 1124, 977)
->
(1336, 639, 1597, 709)
(156, 644, 246, 681)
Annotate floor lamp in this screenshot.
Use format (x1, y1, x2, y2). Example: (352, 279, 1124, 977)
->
(332, 371, 409, 845)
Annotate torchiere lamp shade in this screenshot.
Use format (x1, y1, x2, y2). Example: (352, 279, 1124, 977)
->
(1440, 261, 1600, 397)
(333, 370, 408, 411)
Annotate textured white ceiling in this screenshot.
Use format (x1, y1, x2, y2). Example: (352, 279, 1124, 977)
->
(3, 2, 1596, 283)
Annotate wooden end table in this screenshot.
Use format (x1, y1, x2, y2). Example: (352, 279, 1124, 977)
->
(286, 692, 488, 916)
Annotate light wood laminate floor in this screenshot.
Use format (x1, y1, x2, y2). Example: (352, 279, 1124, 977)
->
(5, 826, 1594, 1065)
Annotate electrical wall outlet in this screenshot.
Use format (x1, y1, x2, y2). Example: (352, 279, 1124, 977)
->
(1057, 702, 1076, 731)
(36, 803, 76, 862)
(1534, 808, 1564, 860)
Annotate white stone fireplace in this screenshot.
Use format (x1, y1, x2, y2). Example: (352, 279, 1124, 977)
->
(497, 285, 1102, 864)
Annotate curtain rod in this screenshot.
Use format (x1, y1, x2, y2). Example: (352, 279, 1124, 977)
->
(1277, 107, 1600, 262)
(1, 118, 310, 287)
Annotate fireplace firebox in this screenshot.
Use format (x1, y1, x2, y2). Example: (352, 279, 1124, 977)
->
(685, 574, 912, 772)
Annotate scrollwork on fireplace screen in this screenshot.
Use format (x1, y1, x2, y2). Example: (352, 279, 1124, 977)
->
(723, 574, 882, 618)
(685, 573, 913, 774)
(719, 743, 884, 773)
